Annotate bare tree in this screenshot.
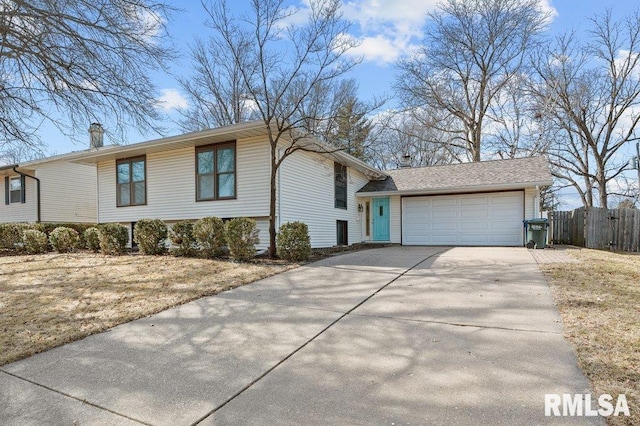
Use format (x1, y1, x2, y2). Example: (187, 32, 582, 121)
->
(179, 36, 258, 131)
(532, 10, 640, 208)
(614, 198, 637, 209)
(198, 0, 359, 257)
(368, 111, 459, 169)
(0, 0, 175, 152)
(396, 0, 549, 162)
(303, 79, 385, 161)
(487, 74, 550, 159)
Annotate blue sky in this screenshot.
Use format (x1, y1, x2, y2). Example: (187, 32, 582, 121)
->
(36, 0, 640, 207)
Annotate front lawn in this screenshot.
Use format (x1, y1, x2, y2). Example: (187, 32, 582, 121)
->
(0, 253, 293, 366)
(541, 248, 639, 425)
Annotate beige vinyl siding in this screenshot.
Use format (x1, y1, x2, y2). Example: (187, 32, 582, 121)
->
(524, 187, 538, 219)
(389, 195, 401, 243)
(97, 137, 270, 224)
(0, 177, 37, 223)
(278, 149, 369, 247)
(36, 161, 97, 223)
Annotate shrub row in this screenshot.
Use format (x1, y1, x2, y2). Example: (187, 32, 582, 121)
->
(0, 222, 129, 255)
(1, 217, 311, 261)
(123, 217, 261, 261)
(165, 217, 260, 261)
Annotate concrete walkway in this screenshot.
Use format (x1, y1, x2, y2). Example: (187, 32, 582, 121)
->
(1, 247, 599, 425)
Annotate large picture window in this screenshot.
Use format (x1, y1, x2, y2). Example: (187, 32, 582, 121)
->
(116, 156, 146, 207)
(196, 142, 236, 201)
(334, 163, 347, 209)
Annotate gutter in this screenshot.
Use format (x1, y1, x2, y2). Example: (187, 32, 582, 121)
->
(8, 165, 41, 223)
(356, 181, 554, 198)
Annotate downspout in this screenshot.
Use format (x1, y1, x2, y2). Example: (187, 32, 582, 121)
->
(277, 148, 282, 229)
(13, 166, 41, 223)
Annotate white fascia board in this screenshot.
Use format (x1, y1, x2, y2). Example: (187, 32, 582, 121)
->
(356, 181, 553, 198)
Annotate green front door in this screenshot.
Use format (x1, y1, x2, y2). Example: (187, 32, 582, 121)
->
(372, 197, 390, 241)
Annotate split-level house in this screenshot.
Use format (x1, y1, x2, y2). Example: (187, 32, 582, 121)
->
(2, 121, 553, 248)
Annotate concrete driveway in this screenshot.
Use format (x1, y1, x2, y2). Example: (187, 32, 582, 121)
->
(0, 247, 599, 425)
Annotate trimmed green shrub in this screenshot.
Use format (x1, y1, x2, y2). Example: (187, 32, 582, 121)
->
(83, 227, 101, 252)
(98, 223, 129, 255)
(133, 219, 168, 255)
(38, 223, 95, 248)
(170, 221, 197, 257)
(193, 217, 226, 258)
(277, 221, 311, 262)
(49, 227, 80, 253)
(225, 217, 260, 261)
(22, 229, 48, 254)
(0, 223, 33, 251)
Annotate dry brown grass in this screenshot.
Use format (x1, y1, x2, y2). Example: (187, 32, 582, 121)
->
(541, 248, 639, 425)
(0, 253, 294, 366)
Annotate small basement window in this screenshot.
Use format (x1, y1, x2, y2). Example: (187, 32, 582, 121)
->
(337, 220, 348, 246)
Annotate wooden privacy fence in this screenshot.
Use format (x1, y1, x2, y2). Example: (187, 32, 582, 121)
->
(548, 207, 640, 252)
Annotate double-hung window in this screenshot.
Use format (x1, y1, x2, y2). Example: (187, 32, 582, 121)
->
(196, 142, 236, 201)
(4, 176, 24, 204)
(116, 156, 146, 207)
(9, 177, 22, 203)
(334, 163, 347, 209)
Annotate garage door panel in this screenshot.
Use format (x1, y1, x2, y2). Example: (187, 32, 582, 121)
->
(432, 198, 458, 207)
(432, 209, 458, 220)
(402, 192, 523, 246)
(461, 196, 489, 206)
(461, 208, 489, 219)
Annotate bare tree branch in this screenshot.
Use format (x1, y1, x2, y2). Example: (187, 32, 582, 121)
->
(0, 0, 177, 153)
(395, 0, 549, 161)
(193, 0, 359, 257)
(531, 9, 640, 208)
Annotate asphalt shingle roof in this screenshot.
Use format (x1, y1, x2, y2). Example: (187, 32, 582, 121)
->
(358, 156, 553, 193)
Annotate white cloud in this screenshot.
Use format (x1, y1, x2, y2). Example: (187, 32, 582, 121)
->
(157, 88, 188, 112)
(339, 0, 558, 65)
(538, 0, 558, 25)
(340, 33, 409, 64)
(614, 50, 640, 80)
(341, 0, 438, 64)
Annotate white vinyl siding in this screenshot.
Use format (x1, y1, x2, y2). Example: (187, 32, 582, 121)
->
(0, 177, 37, 222)
(97, 137, 270, 223)
(278, 149, 369, 247)
(0, 161, 97, 223)
(402, 191, 524, 246)
(389, 195, 401, 243)
(38, 161, 97, 223)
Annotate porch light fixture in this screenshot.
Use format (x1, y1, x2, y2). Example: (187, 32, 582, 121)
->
(358, 203, 363, 212)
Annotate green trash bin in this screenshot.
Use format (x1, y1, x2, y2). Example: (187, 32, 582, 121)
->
(524, 218, 548, 249)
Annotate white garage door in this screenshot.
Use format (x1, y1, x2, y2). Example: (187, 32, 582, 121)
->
(402, 192, 524, 246)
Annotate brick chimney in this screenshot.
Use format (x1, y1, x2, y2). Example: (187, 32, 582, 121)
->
(399, 153, 412, 168)
(89, 123, 104, 149)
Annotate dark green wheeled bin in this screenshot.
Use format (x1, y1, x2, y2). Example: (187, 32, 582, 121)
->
(523, 218, 548, 249)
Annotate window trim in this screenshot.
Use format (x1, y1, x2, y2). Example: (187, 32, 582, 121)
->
(195, 141, 237, 202)
(334, 162, 347, 210)
(116, 156, 147, 207)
